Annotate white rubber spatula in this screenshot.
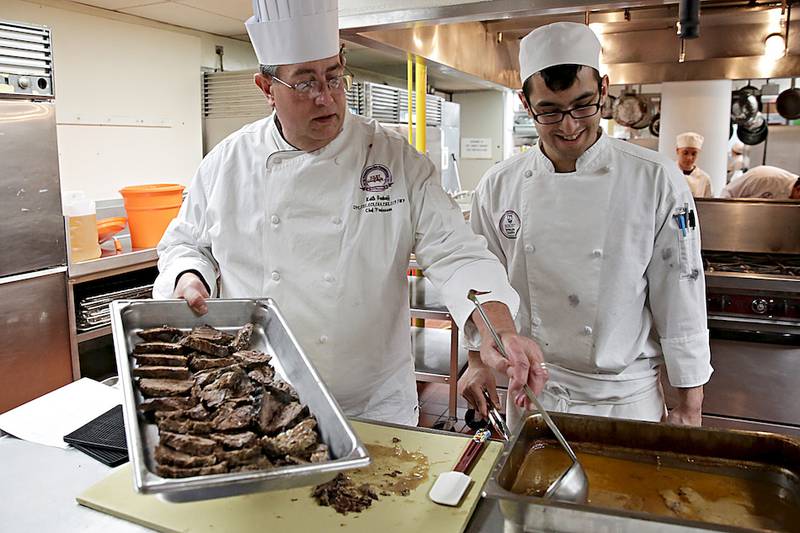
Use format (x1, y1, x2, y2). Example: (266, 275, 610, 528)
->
(429, 428, 492, 506)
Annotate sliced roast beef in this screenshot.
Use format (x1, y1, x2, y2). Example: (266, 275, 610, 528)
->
(132, 353, 189, 367)
(155, 462, 228, 478)
(160, 431, 218, 456)
(261, 418, 318, 456)
(212, 404, 255, 431)
(211, 431, 258, 449)
(230, 323, 254, 352)
(231, 350, 271, 368)
(138, 378, 193, 397)
(137, 326, 183, 343)
(132, 366, 191, 380)
(261, 401, 305, 435)
(133, 342, 186, 355)
(139, 396, 197, 413)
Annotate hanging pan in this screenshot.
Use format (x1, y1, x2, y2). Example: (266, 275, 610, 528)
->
(613, 92, 649, 128)
(649, 113, 661, 137)
(776, 88, 800, 120)
(736, 114, 768, 146)
(601, 94, 616, 120)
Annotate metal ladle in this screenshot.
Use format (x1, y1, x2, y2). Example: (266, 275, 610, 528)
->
(467, 290, 589, 504)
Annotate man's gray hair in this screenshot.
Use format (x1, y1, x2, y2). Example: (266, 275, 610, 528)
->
(259, 64, 279, 78)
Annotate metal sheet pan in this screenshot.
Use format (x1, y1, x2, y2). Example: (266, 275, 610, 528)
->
(483, 412, 800, 532)
(110, 298, 370, 503)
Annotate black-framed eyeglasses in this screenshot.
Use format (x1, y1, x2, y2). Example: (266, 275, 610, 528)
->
(531, 96, 602, 125)
(271, 71, 353, 99)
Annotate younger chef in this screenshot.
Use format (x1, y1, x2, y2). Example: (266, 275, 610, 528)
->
(676, 132, 713, 198)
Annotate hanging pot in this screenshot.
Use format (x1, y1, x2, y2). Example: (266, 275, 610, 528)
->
(601, 94, 616, 120)
(736, 114, 768, 146)
(731, 91, 760, 125)
(630, 104, 653, 130)
(649, 113, 661, 137)
(776, 88, 800, 120)
(613, 92, 649, 127)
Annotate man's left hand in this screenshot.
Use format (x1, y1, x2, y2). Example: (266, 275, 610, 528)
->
(479, 331, 548, 409)
(666, 385, 704, 426)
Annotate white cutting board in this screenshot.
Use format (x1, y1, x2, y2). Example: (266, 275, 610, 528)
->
(77, 420, 502, 533)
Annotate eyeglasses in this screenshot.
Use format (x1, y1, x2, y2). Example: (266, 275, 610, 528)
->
(531, 95, 602, 125)
(271, 72, 353, 99)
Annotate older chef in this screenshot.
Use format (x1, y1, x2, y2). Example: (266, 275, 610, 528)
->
(676, 132, 713, 198)
(461, 22, 712, 427)
(720, 165, 800, 199)
(154, 0, 547, 426)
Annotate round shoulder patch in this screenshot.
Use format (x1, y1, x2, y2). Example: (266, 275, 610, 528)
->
(499, 210, 521, 239)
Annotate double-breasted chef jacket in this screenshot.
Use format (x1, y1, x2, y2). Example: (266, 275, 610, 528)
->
(470, 132, 713, 422)
(685, 166, 712, 198)
(154, 111, 519, 425)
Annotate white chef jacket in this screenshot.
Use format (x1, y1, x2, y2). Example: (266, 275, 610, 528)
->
(720, 166, 798, 199)
(471, 133, 713, 423)
(154, 111, 519, 425)
(684, 167, 712, 198)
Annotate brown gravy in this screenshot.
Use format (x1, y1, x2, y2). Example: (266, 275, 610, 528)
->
(511, 441, 800, 532)
(348, 443, 430, 496)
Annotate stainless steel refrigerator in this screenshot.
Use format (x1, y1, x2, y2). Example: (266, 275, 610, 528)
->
(0, 19, 72, 413)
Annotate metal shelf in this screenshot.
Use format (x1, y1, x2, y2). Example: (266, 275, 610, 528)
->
(76, 326, 111, 343)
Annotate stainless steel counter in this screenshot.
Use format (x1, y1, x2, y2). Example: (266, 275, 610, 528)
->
(68, 235, 157, 282)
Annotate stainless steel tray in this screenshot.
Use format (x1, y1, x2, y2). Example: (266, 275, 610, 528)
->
(110, 298, 370, 503)
(483, 413, 800, 533)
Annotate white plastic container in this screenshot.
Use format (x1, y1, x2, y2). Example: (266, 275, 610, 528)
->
(63, 190, 101, 262)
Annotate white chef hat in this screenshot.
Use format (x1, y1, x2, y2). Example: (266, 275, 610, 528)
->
(519, 22, 601, 85)
(246, 0, 339, 66)
(677, 132, 704, 149)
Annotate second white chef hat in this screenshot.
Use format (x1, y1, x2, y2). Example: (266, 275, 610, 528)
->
(518, 22, 601, 85)
(677, 132, 705, 150)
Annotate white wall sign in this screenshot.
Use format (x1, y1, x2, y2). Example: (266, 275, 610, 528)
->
(461, 137, 493, 159)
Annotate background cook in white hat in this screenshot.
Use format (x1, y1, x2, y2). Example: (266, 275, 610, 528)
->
(156, 0, 548, 426)
(676, 132, 713, 198)
(461, 21, 712, 430)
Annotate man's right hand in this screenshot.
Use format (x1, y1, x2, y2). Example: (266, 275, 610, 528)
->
(458, 352, 501, 419)
(173, 272, 209, 315)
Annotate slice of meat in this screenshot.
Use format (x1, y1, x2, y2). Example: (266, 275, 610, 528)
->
(155, 403, 211, 422)
(139, 396, 197, 413)
(204, 367, 254, 397)
(261, 402, 306, 435)
(264, 379, 299, 403)
(157, 417, 214, 435)
(181, 336, 232, 357)
(189, 324, 234, 344)
(261, 418, 318, 456)
(231, 350, 271, 368)
(190, 356, 236, 371)
(212, 404, 255, 431)
(160, 431, 218, 456)
(137, 378, 193, 397)
(230, 323, 254, 352)
(137, 326, 182, 343)
(231, 456, 273, 472)
(309, 443, 330, 463)
(220, 445, 262, 466)
(155, 445, 218, 468)
(155, 461, 228, 478)
(200, 388, 229, 409)
(133, 342, 186, 355)
(132, 366, 191, 380)
(256, 391, 281, 432)
(132, 353, 189, 367)
(211, 431, 258, 449)
(247, 366, 275, 386)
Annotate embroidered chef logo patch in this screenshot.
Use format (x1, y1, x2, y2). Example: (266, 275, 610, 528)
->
(499, 210, 521, 239)
(360, 164, 393, 192)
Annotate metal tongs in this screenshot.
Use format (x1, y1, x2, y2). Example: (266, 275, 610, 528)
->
(467, 290, 589, 504)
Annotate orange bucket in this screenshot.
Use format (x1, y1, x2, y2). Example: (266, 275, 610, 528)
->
(119, 184, 185, 249)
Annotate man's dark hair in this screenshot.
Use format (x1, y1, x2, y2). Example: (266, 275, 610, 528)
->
(522, 64, 602, 105)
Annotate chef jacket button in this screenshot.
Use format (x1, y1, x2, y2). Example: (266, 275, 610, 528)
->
(334, 157, 340, 165)
(271, 215, 280, 225)
(583, 325, 593, 335)
(532, 317, 542, 326)
(319, 335, 328, 344)
(331, 216, 342, 225)
(592, 249, 603, 258)
(271, 271, 281, 281)
(323, 273, 335, 283)
(524, 170, 533, 178)
(525, 244, 535, 253)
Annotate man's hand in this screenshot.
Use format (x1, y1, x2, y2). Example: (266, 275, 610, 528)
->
(173, 272, 209, 315)
(470, 301, 548, 409)
(458, 352, 500, 419)
(666, 386, 703, 426)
